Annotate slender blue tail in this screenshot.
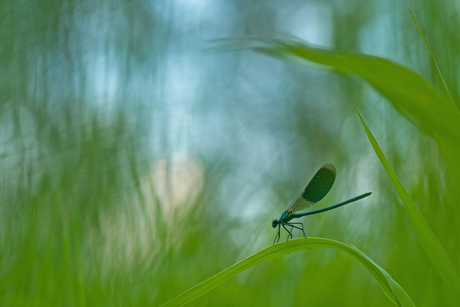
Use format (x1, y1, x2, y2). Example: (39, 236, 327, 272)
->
(293, 192, 372, 217)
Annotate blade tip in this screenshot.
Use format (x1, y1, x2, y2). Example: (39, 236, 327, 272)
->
(322, 163, 336, 172)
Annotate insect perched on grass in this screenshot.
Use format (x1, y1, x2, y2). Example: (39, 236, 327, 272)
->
(272, 163, 371, 244)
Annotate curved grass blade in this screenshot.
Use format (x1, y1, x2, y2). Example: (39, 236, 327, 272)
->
(160, 238, 414, 307)
(356, 107, 460, 295)
(248, 37, 460, 188)
(251, 39, 460, 143)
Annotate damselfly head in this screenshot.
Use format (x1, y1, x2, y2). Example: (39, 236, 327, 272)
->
(272, 219, 278, 228)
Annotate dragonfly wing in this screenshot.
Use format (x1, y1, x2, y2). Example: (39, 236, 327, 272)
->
(302, 163, 336, 202)
(286, 193, 315, 213)
(288, 163, 336, 213)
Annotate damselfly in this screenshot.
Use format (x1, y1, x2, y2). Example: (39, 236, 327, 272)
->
(272, 164, 371, 244)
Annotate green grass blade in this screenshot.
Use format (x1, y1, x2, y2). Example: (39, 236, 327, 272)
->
(356, 107, 460, 294)
(251, 39, 460, 143)
(160, 238, 414, 307)
(249, 38, 460, 188)
(408, 9, 458, 110)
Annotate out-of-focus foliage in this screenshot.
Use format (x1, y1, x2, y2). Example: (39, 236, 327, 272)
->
(0, 0, 459, 306)
(252, 38, 460, 189)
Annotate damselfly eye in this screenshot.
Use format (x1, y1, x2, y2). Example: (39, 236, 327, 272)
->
(272, 220, 278, 228)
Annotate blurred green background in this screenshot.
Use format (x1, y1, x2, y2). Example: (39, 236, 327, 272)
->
(1, 0, 459, 306)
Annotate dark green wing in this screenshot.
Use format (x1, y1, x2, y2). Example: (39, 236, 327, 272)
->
(287, 163, 336, 213)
